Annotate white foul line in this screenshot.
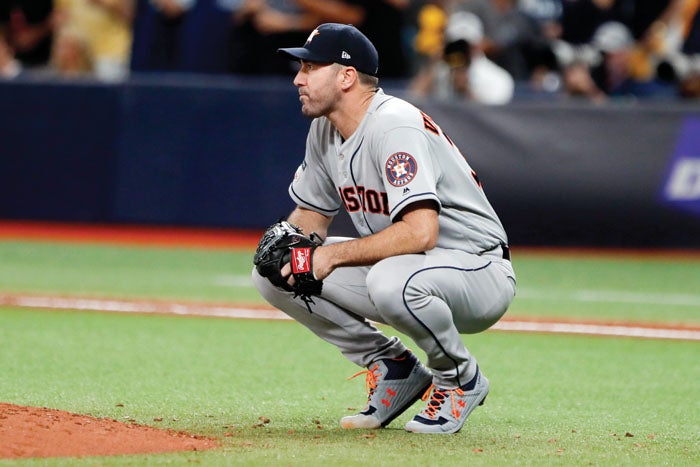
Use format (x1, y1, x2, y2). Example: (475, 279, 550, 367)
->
(517, 287, 700, 307)
(1, 294, 699, 342)
(491, 321, 700, 341)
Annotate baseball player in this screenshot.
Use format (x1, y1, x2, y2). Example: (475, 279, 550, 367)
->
(252, 23, 516, 434)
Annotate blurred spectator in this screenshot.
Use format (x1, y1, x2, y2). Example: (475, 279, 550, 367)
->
(517, 0, 565, 92)
(559, 0, 614, 45)
(52, 0, 134, 80)
(656, 0, 700, 98)
(130, 0, 195, 72)
(343, 0, 414, 78)
(231, 0, 413, 78)
(590, 21, 638, 95)
(152, 0, 195, 18)
(519, 0, 563, 40)
(413, 0, 448, 69)
(682, 0, 700, 54)
(621, 0, 682, 82)
(553, 1, 697, 100)
(410, 10, 514, 104)
(0, 29, 21, 77)
(555, 1, 681, 83)
(481, 0, 555, 80)
(677, 61, 700, 98)
(451, 0, 500, 39)
(584, 21, 673, 98)
(560, 58, 606, 101)
(50, 25, 92, 76)
(230, 0, 321, 74)
(612, 0, 675, 41)
(129, 0, 411, 77)
(0, 0, 55, 69)
(411, 1, 497, 73)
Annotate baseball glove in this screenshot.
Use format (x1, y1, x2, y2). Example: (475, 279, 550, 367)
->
(253, 221, 324, 305)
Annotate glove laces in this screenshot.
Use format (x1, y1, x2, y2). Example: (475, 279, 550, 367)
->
(296, 293, 316, 313)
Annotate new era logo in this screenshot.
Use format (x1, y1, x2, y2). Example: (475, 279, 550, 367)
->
(342, 51, 351, 59)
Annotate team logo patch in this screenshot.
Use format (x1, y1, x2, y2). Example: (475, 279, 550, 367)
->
(385, 152, 418, 187)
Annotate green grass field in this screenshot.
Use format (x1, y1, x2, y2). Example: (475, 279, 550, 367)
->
(0, 240, 698, 465)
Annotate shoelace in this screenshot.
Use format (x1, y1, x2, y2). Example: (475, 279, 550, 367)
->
(348, 363, 381, 399)
(421, 386, 466, 419)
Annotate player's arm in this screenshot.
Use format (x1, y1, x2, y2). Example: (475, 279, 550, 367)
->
(311, 200, 439, 279)
(286, 206, 333, 242)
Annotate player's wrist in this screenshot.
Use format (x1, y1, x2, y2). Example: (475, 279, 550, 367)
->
(311, 245, 331, 280)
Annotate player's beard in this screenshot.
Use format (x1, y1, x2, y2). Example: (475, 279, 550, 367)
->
(299, 83, 341, 119)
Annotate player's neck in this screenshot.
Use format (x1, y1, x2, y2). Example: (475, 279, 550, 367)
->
(328, 89, 375, 140)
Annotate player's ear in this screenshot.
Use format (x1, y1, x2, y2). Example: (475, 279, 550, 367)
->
(338, 65, 358, 90)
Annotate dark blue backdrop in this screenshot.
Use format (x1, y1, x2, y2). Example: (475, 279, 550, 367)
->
(2, 75, 700, 247)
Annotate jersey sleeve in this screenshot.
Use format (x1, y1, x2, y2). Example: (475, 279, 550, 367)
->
(380, 127, 440, 222)
(288, 125, 341, 217)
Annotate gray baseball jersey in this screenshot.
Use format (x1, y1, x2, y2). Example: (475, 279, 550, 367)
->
(289, 89, 508, 253)
(256, 88, 516, 390)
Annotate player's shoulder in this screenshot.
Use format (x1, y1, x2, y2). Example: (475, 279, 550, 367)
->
(369, 91, 424, 132)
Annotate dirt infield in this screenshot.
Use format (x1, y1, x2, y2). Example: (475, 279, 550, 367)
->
(0, 403, 219, 460)
(0, 222, 245, 460)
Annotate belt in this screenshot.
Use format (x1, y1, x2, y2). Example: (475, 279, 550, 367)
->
(501, 244, 511, 261)
(480, 243, 511, 261)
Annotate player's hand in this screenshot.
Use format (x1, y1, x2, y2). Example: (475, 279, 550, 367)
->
(281, 245, 331, 286)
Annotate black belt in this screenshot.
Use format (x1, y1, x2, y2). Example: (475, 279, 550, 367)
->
(480, 243, 510, 261)
(501, 244, 511, 261)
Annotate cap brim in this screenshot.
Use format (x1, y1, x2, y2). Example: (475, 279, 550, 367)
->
(277, 47, 328, 63)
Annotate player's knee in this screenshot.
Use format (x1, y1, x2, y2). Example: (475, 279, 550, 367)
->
(252, 268, 286, 303)
(366, 264, 405, 314)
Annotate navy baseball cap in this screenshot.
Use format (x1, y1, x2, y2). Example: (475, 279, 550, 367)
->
(278, 23, 379, 76)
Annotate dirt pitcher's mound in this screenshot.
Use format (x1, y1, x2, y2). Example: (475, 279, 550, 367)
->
(0, 403, 219, 459)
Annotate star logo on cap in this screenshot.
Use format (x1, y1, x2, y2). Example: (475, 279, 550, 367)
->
(306, 29, 320, 44)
